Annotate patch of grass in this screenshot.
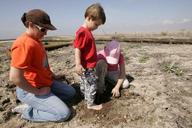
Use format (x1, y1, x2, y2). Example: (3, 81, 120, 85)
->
(162, 62, 183, 76)
(125, 56, 130, 64)
(139, 55, 149, 63)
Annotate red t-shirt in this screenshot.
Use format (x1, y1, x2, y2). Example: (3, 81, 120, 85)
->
(73, 26, 97, 69)
(11, 33, 53, 88)
(97, 50, 125, 71)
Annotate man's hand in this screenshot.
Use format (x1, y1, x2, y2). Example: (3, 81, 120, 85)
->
(53, 74, 66, 80)
(37, 87, 51, 96)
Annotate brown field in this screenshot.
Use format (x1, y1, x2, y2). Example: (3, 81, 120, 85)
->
(0, 34, 192, 128)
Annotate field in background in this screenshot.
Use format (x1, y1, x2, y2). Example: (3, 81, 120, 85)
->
(1, 30, 192, 44)
(1, 40, 192, 128)
(43, 30, 192, 44)
(0, 31, 192, 127)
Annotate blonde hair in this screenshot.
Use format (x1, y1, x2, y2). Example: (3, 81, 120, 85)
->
(84, 3, 106, 24)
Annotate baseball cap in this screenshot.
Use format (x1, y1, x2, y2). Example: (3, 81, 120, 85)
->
(21, 9, 56, 30)
(104, 40, 120, 64)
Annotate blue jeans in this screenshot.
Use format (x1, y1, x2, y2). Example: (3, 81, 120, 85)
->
(16, 80, 76, 122)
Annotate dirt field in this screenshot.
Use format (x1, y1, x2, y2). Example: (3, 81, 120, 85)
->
(0, 41, 192, 128)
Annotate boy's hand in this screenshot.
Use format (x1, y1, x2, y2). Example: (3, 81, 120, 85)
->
(75, 64, 84, 75)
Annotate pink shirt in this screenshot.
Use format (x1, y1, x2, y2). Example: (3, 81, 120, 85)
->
(97, 50, 125, 71)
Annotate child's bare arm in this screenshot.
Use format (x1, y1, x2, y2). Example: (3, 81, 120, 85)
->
(111, 63, 126, 97)
(75, 48, 84, 74)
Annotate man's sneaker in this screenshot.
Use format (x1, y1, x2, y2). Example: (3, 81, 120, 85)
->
(12, 104, 29, 114)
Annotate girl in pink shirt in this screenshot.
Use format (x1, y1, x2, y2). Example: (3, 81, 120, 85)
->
(96, 40, 129, 98)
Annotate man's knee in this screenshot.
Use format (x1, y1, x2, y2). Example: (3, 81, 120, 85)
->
(69, 87, 76, 99)
(56, 107, 71, 121)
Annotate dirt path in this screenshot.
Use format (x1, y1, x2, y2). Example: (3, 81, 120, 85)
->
(0, 42, 192, 128)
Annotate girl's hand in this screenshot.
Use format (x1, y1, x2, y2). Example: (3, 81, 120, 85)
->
(111, 87, 120, 98)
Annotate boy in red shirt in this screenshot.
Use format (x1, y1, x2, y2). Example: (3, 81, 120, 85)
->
(74, 3, 106, 110)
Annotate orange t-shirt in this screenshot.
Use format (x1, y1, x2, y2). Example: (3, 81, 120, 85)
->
(11, 33, 53, 88)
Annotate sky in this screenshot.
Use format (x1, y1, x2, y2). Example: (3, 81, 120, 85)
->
(0, 0, 192, 39)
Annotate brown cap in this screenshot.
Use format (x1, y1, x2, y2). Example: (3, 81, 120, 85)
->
(21, 9, 56, 30)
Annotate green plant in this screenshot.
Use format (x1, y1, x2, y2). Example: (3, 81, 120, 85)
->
(125, 56, 129, 64)
(163, 62, 183, 76)
(139, 55, 149, 63)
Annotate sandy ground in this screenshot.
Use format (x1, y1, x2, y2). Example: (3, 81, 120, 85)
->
(0, 42, 192, 128)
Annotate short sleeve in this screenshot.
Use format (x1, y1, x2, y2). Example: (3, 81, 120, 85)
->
(73, 31, 86, 49)
(11, 43, 32, 69)
(119, 53, 125, 65)
(97, 52, 106, 61)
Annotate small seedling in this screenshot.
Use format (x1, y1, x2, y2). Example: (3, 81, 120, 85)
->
(139, 55, 149, 63)
(163, 62, 183, 76)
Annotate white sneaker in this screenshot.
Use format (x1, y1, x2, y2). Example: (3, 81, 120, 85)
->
(12, 104, 29, 114)
(122, 79, 130, 89)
